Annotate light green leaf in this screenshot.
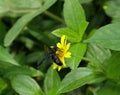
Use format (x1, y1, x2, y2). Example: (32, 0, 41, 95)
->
(63, 0, 88, 40)
(0, 0, 44, 16)
(94, 81, 120, 95)
(79, 0, 92, 4)
(66, 43, 87, 69)
(6, 0, 43, 9)
(57, 67, 102, 93)
(11, 75, 44, 95)
(0, 78, 7, 94)
(44, 66, 61, 95)
(104, 52, 120, 80)
(85, 22, 120, 51)
(0, 46, 19, 65)
(0, 0, 9, 15)
(48, 89, 61, 95)
(4, 0, 57, 47)
(52, 28, 81, 42)
(0, 0, 44, 17)
(103, 0, 120, 23)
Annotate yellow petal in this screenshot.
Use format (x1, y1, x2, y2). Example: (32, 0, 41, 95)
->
(53, 62, 63, 71)
(57, 42, 62, 48)
(64, 52, 71, 58)
(64, 37, 67, 47)
(53, 63, 58, 69)
(60, 57, 66, 67)
(65, 43, 70, 51)
(58, 66, 62, 71)
(61, 35, 66, 47)
(63, 62, 66, 67)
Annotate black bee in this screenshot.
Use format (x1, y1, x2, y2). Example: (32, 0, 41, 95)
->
(49, 46, 63, 66)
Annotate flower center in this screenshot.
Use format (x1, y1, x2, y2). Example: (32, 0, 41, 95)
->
(56, 48, 64, 58)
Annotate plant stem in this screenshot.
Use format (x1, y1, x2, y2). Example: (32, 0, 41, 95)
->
(44, 11, 64, 23)
(82, 57, 92, 62)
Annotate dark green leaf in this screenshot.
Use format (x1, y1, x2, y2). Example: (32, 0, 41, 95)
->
(4, 0, 57, 47)
(11, 75, 44, 95)
(0, 78, 7, 94)
(44, 66, 61, 95)
(0, 20, 6, 45)
(104, 52, 120, 80)
(29, 30, 55, 45)
(94, 81, 120, 95)
(25, 51, 45, 64)
(85, 22, 120, 51)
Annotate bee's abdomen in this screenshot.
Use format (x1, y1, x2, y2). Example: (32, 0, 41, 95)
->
(50, 53, 63, 66)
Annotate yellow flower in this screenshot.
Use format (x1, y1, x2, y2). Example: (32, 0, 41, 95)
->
(53, 35, 71, 71)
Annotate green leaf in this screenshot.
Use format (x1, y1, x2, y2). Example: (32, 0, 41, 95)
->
(0, 78, 7, 94)
(52, 28, 81, 42)
(63, 0, 88, 40)
(104, 52, 120, 80)
(79, 0, 92, 4)
(25, 51, 45, 64)
(86, 43, 111, 64)
(0, 0, 9, 15)
(29, 30, 55, 45)
(6, 0, 43, 9)
(0, 46, 19, 65)
(4, 0, 57, 47)
(57, 67, 101, 93)
(85, 22, 120, 51)
(3, 66, 44, 79)
(85, 43, 111, 77)
(44, 66, 61, 95)
(48, 89, 61, 95)
(11, 75, 44, 95)
(0, 20, 6, 45)
(94, 81, 120, 95)
(66, 43, 87, 69)
(103, 0, 120, 23)
(0, 0, 44, 16)
(85, 44, 111, 77)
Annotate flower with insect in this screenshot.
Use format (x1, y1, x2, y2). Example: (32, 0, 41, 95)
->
(52, 35, 71, 71)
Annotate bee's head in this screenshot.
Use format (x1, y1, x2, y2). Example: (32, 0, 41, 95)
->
(50, 46, 54, 49)
(50, 46, 57, 50)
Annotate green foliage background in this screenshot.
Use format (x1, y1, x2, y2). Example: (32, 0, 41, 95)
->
(0, 0, 120, 95)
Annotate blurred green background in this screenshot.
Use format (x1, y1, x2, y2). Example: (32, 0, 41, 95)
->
(0, 0, 120, 95)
